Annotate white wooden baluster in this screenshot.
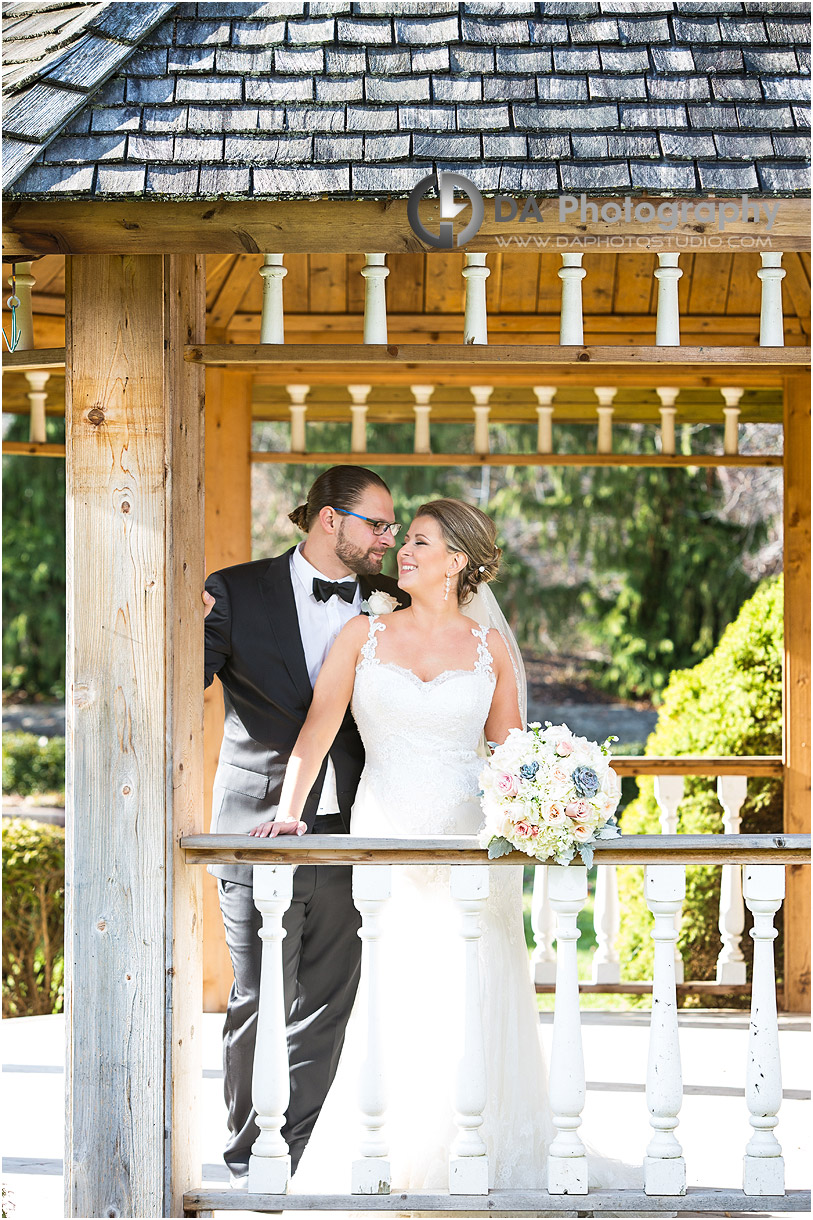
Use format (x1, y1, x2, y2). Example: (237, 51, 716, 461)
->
(547, 865, 589, 1195)
(471, 385, 493, 456)
(25, 370, 50, 444)
(742, 865, 785, 1196)
(411, 384, 433, 455)
(463, 252, 489, 345)
(595, 386, 616, 455)
(644, 865, 687, 1196)
(249, 864, 294, 1193)
(715, 775, 748, 984)
(259, 254, 286, 343)
(449, 865, 489, 1195)
(592, 864, 621, 983)
(348, 384, 371, 453)
(530, 866, 557, 984)
(656, 386, 679, 456)
(352, 865, 392, 1194)
(721, 387, 744, 456)
(758, 253, 785, 347)
(654, 253, 682, 346)
(559, 254, 585, 345)
(533, 386, 556, 454)
(362, 254, 389, 344)
(653, 775, 685, 983)
(286, 384, 309, 453)
(7, 261, 35, 350)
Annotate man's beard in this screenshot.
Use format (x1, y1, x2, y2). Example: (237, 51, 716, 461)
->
(335, 521, 385, 576)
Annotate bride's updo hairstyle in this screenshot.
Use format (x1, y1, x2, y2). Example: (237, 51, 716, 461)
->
(415, 499, 501, 603)
(289, 465, 390, 532)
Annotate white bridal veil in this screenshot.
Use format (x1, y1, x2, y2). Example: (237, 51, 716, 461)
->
(461, 583, 528, 727)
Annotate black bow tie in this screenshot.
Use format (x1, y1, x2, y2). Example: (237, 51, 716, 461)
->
(312, 577, 357, 605)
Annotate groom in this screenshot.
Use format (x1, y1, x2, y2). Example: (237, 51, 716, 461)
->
(203, 465, 406, 1185)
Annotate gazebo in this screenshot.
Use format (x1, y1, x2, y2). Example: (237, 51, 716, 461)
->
(2, 2, 810, 1216)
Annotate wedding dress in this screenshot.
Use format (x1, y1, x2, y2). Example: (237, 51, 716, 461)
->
(291, 614, 636, 1195)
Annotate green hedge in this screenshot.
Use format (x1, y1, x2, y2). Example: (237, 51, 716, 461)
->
(617, 576, 783, 999)
(2, 732, 65, 798)
(2, 817, 65, 1017)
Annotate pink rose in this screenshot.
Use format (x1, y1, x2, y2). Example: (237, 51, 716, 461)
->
(516, 821, 538, 838)
(566, 800, 591, 820)
(565, 802, 581, 820)
(496, 772, 517, 797)
(556, 740, 574, 756)
(545, 803, 566, 826)
(573, 823, 592, 842)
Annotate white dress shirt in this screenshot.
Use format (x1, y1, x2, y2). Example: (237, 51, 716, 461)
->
(290, 543, 361, 817)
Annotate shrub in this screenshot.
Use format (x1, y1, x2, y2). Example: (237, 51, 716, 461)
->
(2, 818, 65, 1017)
(2, 732, 65, 798)
(617, 577, 783, 999)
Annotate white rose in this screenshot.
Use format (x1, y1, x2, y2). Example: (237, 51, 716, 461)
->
(364, 590, 399, 615)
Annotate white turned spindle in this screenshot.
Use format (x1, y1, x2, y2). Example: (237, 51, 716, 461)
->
(449, 865, 489, 1195)
(286, 384, 309, 453)
(743, 865, 785, 1195)
(249, 865, 294, 1193)
(463, 252, 490, 345)
(411, 384, 433, 455)
(644, 865, 687, 1196)
(547, 865, 589, 1195)
(758, 253, 785, 347)
(654, 253, 682, 346)
(715, 776, 748, 985)
(656, 387, 679, 456)
(721, 387, 744, 456)
(533, 386, 556, 454)
(7, 261, 35, 351)
(348, 384, 371, 453)
(592, 864, 621, 984)
(259, 254, 286, 344)
(653, 776, 685, 984)
(362, 253, 389, 344)
(25, 370, 50, 444)
(352, 865, 392, 1194)
(595, 386, 616, 455)
(559, 254, 585, 345)
(471, 385, 493, 456)
(530, 866, 557, 984)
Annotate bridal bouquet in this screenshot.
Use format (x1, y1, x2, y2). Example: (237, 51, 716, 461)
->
(478, 722, 622, 866)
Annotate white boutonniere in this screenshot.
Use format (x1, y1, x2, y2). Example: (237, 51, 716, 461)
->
(361, 590, 400, 616)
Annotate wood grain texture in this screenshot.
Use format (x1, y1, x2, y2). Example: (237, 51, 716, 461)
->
(250, 451, 783, 469)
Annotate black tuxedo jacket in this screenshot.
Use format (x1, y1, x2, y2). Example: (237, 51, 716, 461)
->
(204, 548, 407, 881)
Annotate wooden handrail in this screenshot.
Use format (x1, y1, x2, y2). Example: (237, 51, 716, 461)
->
(250, 452, 783, 468)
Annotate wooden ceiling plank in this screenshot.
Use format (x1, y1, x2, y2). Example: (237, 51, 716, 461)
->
(204, 254, 236, 311)
(307, 254, 348, 313)
(386, 252, 425, 314)
(535, 254, 561, 313)
(497, 252, 540, 313)
(724, 251, 762, 318)
(207, 255, 254, 330)
(782, 253, 812, 338)
(280, 252, 310, 314)
(484, 250, 503, 315)
(425, 251, 464, 315)
(581, 252, 616, 314)
(613, 253, 656, 314)
(688, 252, 733, 315)
(345, 253, 366, 314)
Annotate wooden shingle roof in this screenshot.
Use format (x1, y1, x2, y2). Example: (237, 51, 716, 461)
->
(2, 0, 810, 199)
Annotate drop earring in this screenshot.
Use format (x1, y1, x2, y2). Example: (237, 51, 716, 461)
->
(444, 572, 451, 602)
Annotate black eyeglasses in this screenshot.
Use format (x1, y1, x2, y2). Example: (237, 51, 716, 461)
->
(332, 508, 402, 537)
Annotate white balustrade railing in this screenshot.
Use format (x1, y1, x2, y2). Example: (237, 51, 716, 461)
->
(758, 252, 785, 347)
(595, 385, 617, 455)
(559, 253, 585, 345)
(655, 252, 682, 346)
(471, 385, 493, 456)
(25, 369, 50, 444)
(351, 864, 392, 1194)
(721, 386, 744, 456)
(530, 865, 557, 984)
(286, 383, 309, 453)
(348, 383, 371, 453)
(259, 254, 286, 344)
(361, 253, 389, 344)
(591, 859, 621, 983)
(654, 775, 686, 983)
(656, 386, 679, 456)
(533, 385, 556, 454)
(462, 252, 489, 345)
(716, 775, 748, 985)
(449, 865, 489, 1194)
(411, 384, 434, 455)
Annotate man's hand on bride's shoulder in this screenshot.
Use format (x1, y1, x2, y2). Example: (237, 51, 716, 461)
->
(249, 818, 307, 837)
(202, 590, 216, 619)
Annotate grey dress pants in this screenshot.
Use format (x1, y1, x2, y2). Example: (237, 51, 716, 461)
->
(217, 817, 362, 1178)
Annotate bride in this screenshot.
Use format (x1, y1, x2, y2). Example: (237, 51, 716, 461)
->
(250, 498, 620, 1193)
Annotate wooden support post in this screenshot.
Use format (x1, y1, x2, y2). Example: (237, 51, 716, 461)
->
(783, 371, 811, 1012)
(65, 254, 205, 1218)
(204, 367, 252, 1014)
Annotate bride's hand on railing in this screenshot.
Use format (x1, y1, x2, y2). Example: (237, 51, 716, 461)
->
(249, 818, 307, 838)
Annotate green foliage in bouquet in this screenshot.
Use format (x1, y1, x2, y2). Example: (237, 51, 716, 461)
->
(617, 577, 784, 1003)
(3, 818, 65, 1017)
(2, 732, 66, 798)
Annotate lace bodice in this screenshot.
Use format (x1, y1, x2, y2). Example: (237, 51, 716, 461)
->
(350, 615, 496, 836)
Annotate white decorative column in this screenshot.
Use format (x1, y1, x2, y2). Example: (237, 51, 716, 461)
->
(595, 386, 616, 455)
(715, 775, 748, 985)
(654, 253, 682, 347)
(286, 383, 309, 453)
(411, 384, 433, 455)
(352, 865, 392, 1195)
(721, 386, 744, 456)
(463, 252, 489, 345)
(530, 866, 557, 984)
(656, 387, 679, 456)
(449, 865, 489, 1195)
(7, 261, 35, 350)
(533, 386, 556, 454)
(249, 865, 294, 1194)
(349, 384, 371, 453)
(259, 254, 286, 344)
(25, 370, 50, 444)
(471, 385, 493, 456)
(742, 865, 785, 1196)
(547, 865, 589, 1195)
(559, 254, 585, 345)
(758, 253, 785, 347)
(644, 865, 687, 1196)
(592, 864, 621, 984)
(653, 775, 685, 983)
(362, 254, 389, 344)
